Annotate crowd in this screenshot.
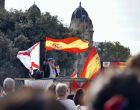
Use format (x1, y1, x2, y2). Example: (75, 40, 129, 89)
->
(0, 54, 140, 110)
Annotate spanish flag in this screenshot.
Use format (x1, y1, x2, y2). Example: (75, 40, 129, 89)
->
(45, 37, 89, 53)
(80, 47, 101, 79)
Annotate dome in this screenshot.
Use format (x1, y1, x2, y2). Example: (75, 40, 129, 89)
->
(71, 2, 90, 22)
(28, 2, 41, 15)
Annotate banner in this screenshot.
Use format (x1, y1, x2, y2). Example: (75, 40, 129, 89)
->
(70, 70, 78, 78)
(17, 42, 40, 74)
(45, 37, 89, 53)
(103, 62, 126, 68)
(70, 80, 80, 92)
(80, 47, 101, 79)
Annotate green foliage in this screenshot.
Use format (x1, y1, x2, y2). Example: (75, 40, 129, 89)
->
(0, 9, 77, 83)
(97, 41, 131, 61)
(0, 8, 131, 83)
(14, 35, 30, 50)
(46, 50, 76, 76)
(0, 32, 20, 84)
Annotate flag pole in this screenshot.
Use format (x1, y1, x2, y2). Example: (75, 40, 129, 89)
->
(29, 73, 33, 79)
(40, 37, 45, 74)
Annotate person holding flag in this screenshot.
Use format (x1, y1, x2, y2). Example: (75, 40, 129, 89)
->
(43, 58, 60, 78)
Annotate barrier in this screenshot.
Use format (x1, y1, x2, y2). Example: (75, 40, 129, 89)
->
(14, 77, 87, 89)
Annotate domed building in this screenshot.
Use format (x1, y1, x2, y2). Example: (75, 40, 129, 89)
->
(70, 2, 94, 74)
(70, 2, 94, 41)
(0, 0, 5, 10)
(28, 2, 41, 23)
(28, 2, 41, 16)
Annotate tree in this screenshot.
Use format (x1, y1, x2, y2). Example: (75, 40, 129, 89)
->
(0, 8, 131, 82)
(0, 9, 77, 82)
(14, 34, 30, 50)
(97, 41, 131, 62)
(0, 32, 21, 84)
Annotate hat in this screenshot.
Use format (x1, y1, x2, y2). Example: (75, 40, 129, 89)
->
(48, 58, 55, 62)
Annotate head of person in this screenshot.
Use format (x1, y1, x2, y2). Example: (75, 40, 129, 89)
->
(47, 83, 57, 99)
(3, 78, 15, 94)
(73, 88, 85, 106)
(48, 58, 55, 65)
(89, 69, 140, 110)
(0, 87, 67, 110)
(56, 83, 69, 99)
(126, 54, 140, 71)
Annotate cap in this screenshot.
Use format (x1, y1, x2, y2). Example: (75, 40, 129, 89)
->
(48, 58, 55, 62)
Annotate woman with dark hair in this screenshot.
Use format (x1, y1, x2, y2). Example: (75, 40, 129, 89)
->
(89, 69, 140, 110)
(73, 88, 87, 110)
(73, 88, 84, 106)
(126, 53, 140, 71)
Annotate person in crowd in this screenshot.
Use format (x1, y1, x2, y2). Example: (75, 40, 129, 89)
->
(47, 83, 57, 99)
(43, 58, 60, 78)
(74, 88, 87, 110)
(56, 83, 76, 110)
(0, 87, 67, 110)
(73, 88, 85, 106)
(89, 69, 140, 110)
(2, 78, 15, 96)
(126, 53, 140, 71)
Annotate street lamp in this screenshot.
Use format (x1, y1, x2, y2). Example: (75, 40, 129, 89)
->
(96, 42, 104, 70)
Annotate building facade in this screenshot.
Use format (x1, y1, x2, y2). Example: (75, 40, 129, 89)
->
(0, 0, 5, 10)
(70, 2, 94, 74)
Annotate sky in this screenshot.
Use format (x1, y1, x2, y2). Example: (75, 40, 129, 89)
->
(5, 0, 140, 55)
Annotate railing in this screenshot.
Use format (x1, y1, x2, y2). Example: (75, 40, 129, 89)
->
(14, 77, 88, 89)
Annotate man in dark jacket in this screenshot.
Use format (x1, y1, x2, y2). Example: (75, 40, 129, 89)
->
(43, 58, 59, 78)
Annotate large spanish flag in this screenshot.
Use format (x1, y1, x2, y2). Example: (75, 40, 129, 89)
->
(45, 37, 89, 53)
(80, 47, 101, 79)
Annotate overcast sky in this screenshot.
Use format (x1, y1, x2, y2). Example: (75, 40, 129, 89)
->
(5, 0, 140, 55)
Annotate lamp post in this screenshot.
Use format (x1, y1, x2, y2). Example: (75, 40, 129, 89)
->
(97, 42, 104, 70)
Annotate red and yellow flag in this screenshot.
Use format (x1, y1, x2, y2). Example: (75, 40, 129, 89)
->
(69, 80, 80, 92)
(45, 37, 89, 53)
(70, 70, 78, 78)
(80, 47, 101, 79)
(110, 62, 126, 68)
(103, 62, 126, 68)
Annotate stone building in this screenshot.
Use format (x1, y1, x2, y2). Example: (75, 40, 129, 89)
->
(28, 2, 41, 23)
(0, 0, 5, 10)
(70, 2, 94, 74)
